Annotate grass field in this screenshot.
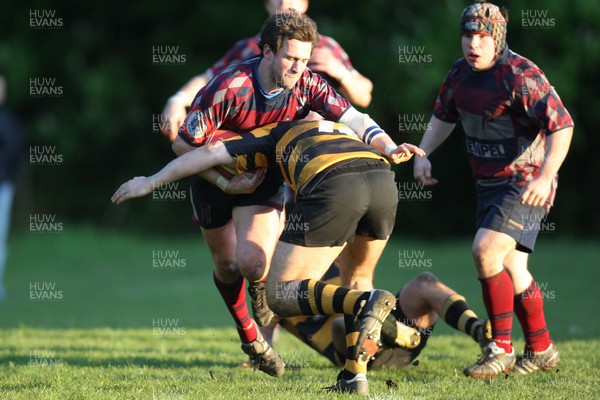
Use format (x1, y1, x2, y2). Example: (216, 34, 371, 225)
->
(1, 227, 599, 399)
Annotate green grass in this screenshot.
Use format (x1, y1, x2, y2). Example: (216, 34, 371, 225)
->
(1, 227, 599, 399)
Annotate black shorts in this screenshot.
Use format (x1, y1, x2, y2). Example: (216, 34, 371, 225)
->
(476, 181, 547, 253)
(189, 171, 284, 229)
(280, 159, 398, 246)
(369, 296, 434, 370)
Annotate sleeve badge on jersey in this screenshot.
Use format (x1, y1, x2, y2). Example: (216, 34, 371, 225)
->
(186, 110, 208, 139)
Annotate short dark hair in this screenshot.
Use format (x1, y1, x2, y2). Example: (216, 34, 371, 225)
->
(258, 8, 319, 55)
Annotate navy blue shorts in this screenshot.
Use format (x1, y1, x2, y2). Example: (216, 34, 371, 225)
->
(189, 171, 284, 229)
(475, 181, 547, 253)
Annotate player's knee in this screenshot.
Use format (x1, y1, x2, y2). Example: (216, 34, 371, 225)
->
(345, 272, 374, 291)
(414, 271, 439, 287)
(236, 248, 268, 281)
(214, 261, 239, 282)
(238, 260, 267, 282)
(472, 241, 491, 268)
(472, 232, 510, 264)
(354, 278, 373, 291)
(471, 243, 503, 276)
(402, 271, 439, 295)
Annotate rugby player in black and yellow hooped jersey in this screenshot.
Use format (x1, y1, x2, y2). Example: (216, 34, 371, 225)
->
(274, 262, 491, 373)
(113, 119, 424, 395)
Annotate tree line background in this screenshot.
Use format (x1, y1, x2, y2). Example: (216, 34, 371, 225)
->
(1, 0, 598, 238)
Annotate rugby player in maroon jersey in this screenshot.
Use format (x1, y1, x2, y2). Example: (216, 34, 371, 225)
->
(413, 0, 573, 378)
(160, 9, 406, 384)
(160, 0, 373, 141)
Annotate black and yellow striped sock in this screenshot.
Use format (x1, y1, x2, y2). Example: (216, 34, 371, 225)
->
(343, 314, 367, 377)
(296, 279, 370, 316)
(441, 293, 482, 340)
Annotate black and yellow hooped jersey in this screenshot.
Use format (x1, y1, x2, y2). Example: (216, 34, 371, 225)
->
(222, 120, 388, 192)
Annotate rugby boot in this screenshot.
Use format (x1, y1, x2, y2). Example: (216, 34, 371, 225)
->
(380, 314, 421, 349)
(512, 343, 560, 375)
(325, 371, 369, 396)
(248, 281, 275, 327)
(463, 341, 516, 379)
(240, 325, 285, 377)
(354, 289, 397, 363)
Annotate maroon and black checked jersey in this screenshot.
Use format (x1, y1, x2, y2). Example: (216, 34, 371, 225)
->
(179, 56, 351, 147)
(205, 35, 355, 85)
(434, 49, 573, 184)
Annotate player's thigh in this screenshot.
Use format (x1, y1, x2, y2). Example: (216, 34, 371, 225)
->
(268, 241, 343, 283)
(201, 221, 238, 279)
(232, 205, 282, 273)
(232, 205, 282, 246)
(339, 235, 389, 289)
(201, 222, 236, 261)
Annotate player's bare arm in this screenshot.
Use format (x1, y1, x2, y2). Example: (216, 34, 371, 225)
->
(172, 135, 262, 194)
(160, 73, 210, 142)
(337, 69, 373, 108)
(367, 134, 425, 164)
(172, 136, 227, 185)
(112, 141, 235, 204)
(337, 109, 424, 163)
(388, 143, 426, 163)
(309, 47, 373, 108)
(413, 116, 456, 186)
(520, 126, 573, 207)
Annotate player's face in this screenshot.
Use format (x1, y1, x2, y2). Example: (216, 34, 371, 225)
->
(461, 33, 496, 71)
(270, 38, 312, 90)
(265, 0, 309, 15)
